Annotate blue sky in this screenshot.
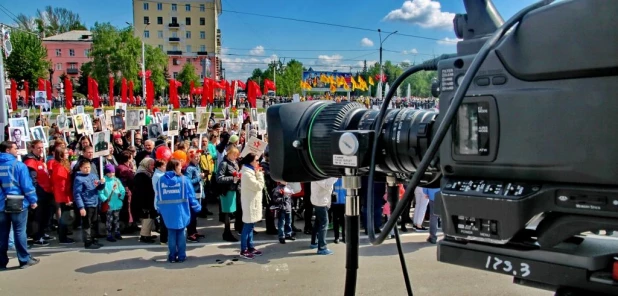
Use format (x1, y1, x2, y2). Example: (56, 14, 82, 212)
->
(0, 0, 537, 80)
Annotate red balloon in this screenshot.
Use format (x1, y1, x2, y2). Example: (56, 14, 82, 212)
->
(155, 146, 172, 161)
(152, 107, 160, 113)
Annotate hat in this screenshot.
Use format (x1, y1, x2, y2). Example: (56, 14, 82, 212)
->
(104, 164, 115, 174)
(113, 132, 122, 139)
(229, 135, 239, 144)
(249, 129, 258, 138)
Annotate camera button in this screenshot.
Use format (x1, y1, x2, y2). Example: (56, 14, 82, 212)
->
(492, 76, 507, 85)
(475, 77, 490, 86)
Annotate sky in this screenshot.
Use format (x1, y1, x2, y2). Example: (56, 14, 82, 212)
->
(0, 0, 538, 80)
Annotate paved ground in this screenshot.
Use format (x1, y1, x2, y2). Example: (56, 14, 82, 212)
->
(0, 208, 551, 296)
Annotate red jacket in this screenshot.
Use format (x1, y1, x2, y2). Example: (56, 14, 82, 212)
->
(23, 153, 53, 193)
(51, 162, 72, 204)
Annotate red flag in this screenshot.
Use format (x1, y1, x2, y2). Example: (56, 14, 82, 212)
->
(64, 77, 73, 110)
(38, 78, 44, 91)
(169, 79, 181, 109)
(247, 80, 261, 108)
(189, 81, 194, 106)
(201, 78, 208, 107)
(146, 79, 154, 110)
(129, 80, 134, 105)
(121, 78, 127, 103)
(208, 78, 215, 104)
(109, 76, 115, 107)
(10, 79, 17, 110)
(225, 80, 232, 107)
(24, 81, 29, 106)
(92, 78, 100, 108)
(236, 80, 246, 90)
(88, 76, 93, 101)
(263, 78, 276, 95)
(46, 80, 52, 102)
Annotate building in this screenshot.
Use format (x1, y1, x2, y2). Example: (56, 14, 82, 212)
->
(42, 30, 93, 89)
(132, 0, 222, 82)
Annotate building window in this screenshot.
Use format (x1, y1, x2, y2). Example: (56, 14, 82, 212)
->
(69, 63, 78, 69)
(171, 17, 177, 24)
(157, 16, 163, 24)
(157, 2, 162, 10)
(200, 74, 204, 79)
(185, 4, 191, 11)
(84, 49, 89, 57)
(56, 63, 62, 70)
(69, 49, 75, 56)
(200, 17, 205, 26)
(172, 45, 178, 51)
(200, 4, 205, 12)
(186, 58, 191, 63)
(200, 31, 205, 39)
(200, 45, 206, 52)
(171, 4, 177, 11)
(143, 2, 149, 10)
(144, 16, 150, 24)
(173, 72, 178, 78)
(55, 49, 61, 56)
(186, 45, 192, 53)
(185, 31, 191, 39)
(173, 58, 179, 65)
(157, 30, 163, 38)
(158, 44, 163, 50)
(171, 31, 177, 38)
(144, 30, 150, 38)
(185, 17, 191, 26)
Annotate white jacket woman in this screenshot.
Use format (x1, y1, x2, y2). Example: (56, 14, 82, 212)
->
(240, 163, 265, 223)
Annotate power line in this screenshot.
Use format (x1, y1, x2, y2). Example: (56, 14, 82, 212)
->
(0, 5, 19, 24)
(222, 53, 378, 62)
(224, 47, 376, 52)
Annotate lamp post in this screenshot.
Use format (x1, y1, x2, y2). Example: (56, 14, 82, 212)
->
(378, 29, 397, 99)
(127, 21, 149, 100)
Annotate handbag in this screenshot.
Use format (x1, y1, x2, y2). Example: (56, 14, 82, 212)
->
(1, 163, 25, 213)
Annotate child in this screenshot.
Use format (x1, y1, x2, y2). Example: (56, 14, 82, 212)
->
(156, 159, 202, 263)
(98, 164, 125, 242)
(271, 181, 296, 244)
(73, 159, 106, 249)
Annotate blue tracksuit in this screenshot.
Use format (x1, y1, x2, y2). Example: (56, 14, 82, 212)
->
(0, 153, 37, 211)
(155, 171, 201, 230)
(73, 172, 105, 209)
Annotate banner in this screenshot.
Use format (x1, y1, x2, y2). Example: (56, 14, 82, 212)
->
(302, 70, 352, 91)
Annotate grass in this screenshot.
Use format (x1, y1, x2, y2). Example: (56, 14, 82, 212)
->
(14, 106, 265, 115)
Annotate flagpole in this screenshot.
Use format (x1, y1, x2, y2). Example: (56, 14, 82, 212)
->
(0, 25, 8, 141)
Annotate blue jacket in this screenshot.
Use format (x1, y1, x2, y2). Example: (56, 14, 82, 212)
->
(184, 163, 202, 193)
(0, 153, 37, 211)
(155, 171, 201, 230)
(73, 172, 105, 209)
(98, 175, 125, 211)
(333, 178, 346, 205)
(422, 187, 440, 201)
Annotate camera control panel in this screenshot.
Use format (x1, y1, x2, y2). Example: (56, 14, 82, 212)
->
(443, 179, 540, 199)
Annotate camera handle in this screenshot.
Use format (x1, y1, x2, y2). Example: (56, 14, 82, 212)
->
(342, 169, 361, 296)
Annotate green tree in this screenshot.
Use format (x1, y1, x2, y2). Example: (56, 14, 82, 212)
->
(76, 62, 92, 95)
(278, 59, 303, 96)
(175, 62, 201, 94)
(15, 6, 87, 37)
(4, 30, 50, 86)
(144, 45, 168, 95)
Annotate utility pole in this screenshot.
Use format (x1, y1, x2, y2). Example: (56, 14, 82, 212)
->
(378, 29, 397, 99)
(127, 21, 149, 101)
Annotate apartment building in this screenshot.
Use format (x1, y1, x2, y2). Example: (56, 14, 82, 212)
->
(42, 30, 93, 85)
(132, 0, 223, 81)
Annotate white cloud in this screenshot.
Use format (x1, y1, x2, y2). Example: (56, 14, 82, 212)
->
(356, 60, 378, 68)
(249, 45, 265, 56)
(360, 38, 374, 47)
(383, 0, 455, 30)
(437, 37, 461, 45)
(402, 59, 411, 64)
(220, 47, 229, 55)
(402, 48, 418, 55)
(316, 54, 343, 66)
(262, 54, 279, 64)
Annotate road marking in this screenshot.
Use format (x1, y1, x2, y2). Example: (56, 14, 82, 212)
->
(23, 232, 440, 253)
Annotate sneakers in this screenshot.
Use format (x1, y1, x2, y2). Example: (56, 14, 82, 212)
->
(250, 248, 263, 256)
(85, 244, 101, 250)
(279, 238, 286, 244)
(59, 238, 76, 245)
(19, 257, 40, 269)
(240, 250, 255, 260)
(317, 249, 334, 255)
(309, 244, 318, 249)
(187, 234, 199, 242)
(107, 235, 117, 242)
(139, 236, 155, 243)
(285, 235, 296, 241)
(426, 237, 437, 244)
(32, 238, 49, 247)
(114, 233, 123, 240)
(43, 234, 55, 241)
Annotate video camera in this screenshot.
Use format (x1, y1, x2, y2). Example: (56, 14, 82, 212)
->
(267, 0, 618, 295)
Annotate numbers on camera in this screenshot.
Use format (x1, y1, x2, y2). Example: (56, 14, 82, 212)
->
(484, 256, 531, 278)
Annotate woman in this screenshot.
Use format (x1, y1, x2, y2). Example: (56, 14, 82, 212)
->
(116, 150, 137, 233)
(238, 153, 265, 260)
(76, 135, 92, 156)
(198, 137, 215, 217)
(112, 132, 129, 160)
(184, 150, 205, 241)
(51, 146, 74, 244)
(216, 147, 240, 242)
(132, 158, 157, 243)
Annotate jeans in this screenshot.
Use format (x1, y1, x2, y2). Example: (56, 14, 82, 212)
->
(311, 206, 328, 250)
(428, 200, 439, 241)
(33, 189, 52, 240)
(8, 226, 14, 248)
(277, 211, 292, 239)
(0, 210, 31, 267)
(167, 228, 187, 262)
(331, 204, 345, 240)
(413, 187, 429, 227)
(240, 223, 255, 252)
(57, 203, 73, 242)
(82, 207, 99, 246)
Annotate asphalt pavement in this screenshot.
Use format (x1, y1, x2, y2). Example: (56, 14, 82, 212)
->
(0, 206, 552, 296)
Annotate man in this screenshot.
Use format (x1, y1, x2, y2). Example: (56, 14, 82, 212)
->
(10, 128, 25, 150)
(94, 132, 108, 153)
(75, 115, 84, 131)
(148, 124, 161, 139)
(57, 115, 67, 129)
(23, 140, 54, 246)
(133, 133, 145, 153)
(0, 141, 40, 270)
(35, 93, 45, 104)
(310, 177, 338, 255)
(424, 187, 441, 244)
(169, 113, 179, 131)
(128, 111, 138, 127)
(135, 139, 154, 166)
(33, 128, 44, 141)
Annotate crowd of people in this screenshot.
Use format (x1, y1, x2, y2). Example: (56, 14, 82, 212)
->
(0, 100, 441, 269)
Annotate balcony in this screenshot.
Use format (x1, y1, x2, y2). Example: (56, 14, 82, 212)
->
(167, 50, 182, 55)
(168, 37, 180, 42)
(168, 23, 180, 28)
(67, 69, 79, 75)
(197, 51, 208, 56)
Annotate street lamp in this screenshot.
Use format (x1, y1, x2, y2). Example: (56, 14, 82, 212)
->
(378, 29, 397, 99)
(127, 21, 149, 101)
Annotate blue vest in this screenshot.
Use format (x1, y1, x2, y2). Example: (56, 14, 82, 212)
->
(156, 173, 192, 230)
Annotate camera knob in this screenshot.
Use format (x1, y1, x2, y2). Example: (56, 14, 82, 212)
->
(339, 132, 359, 156)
